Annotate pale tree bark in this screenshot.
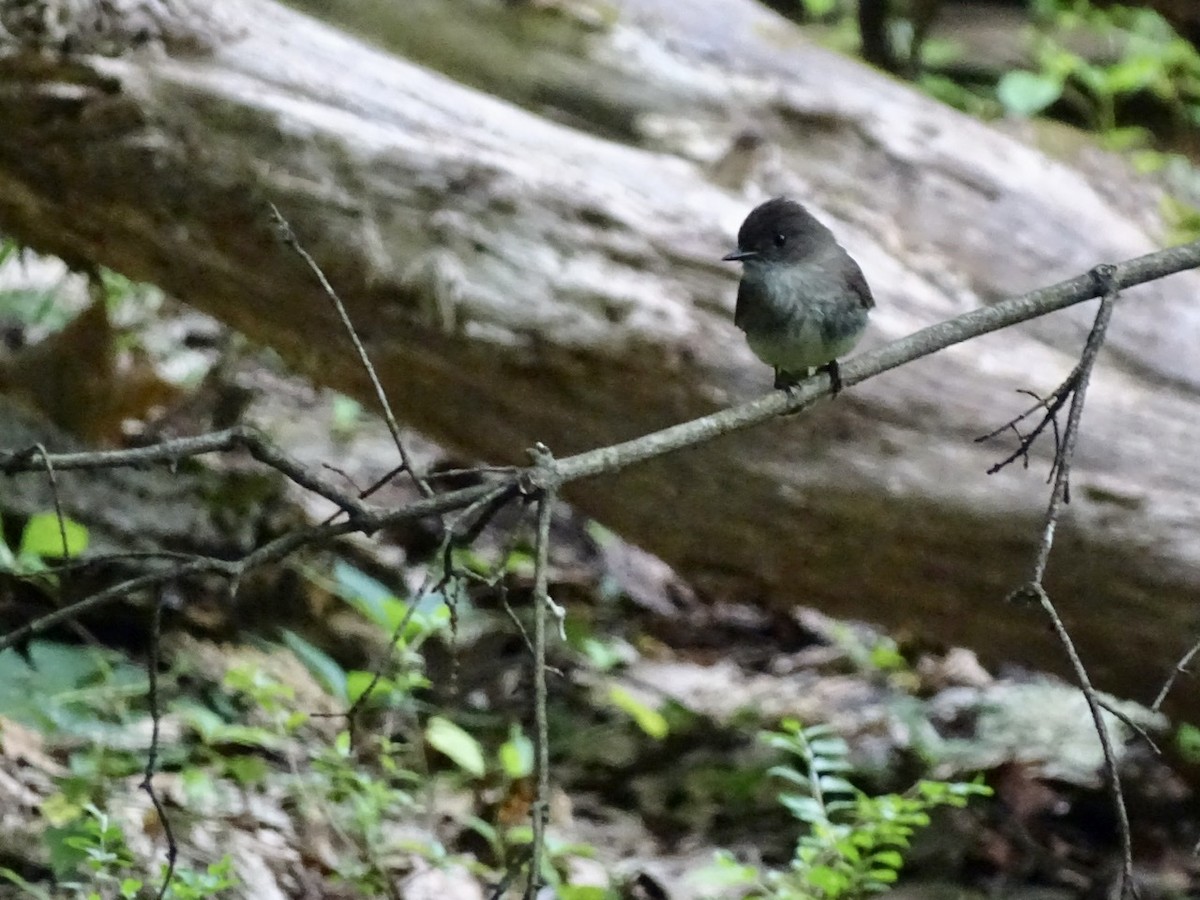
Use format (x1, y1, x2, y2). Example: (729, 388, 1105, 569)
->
(0, 0, 1198, 713)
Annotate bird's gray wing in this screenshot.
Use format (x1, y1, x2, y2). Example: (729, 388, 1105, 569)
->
(845, 257, 875, 310)
(733, 279, 750, 330)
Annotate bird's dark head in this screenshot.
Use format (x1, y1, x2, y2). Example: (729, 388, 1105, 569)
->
(722, 197, 834, 266)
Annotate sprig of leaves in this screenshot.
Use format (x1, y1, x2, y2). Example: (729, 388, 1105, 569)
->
(702, 720, 991, 899)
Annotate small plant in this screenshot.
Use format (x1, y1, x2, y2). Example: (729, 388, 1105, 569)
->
(307, 730, 424, 894)
(998, 0, 1200, 142)
(701, 720, 990, 898)
(56, 804, 140, 899)
(1, 803, 239, 900)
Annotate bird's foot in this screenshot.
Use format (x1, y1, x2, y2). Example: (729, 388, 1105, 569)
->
(772, 368, 801, 391)
(773, 368, 807, 416)
(821, 360, 843, 396)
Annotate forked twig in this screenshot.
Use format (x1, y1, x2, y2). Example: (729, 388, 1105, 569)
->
(978, 376, 1077, 498)
(1007, 265, 1136, 898)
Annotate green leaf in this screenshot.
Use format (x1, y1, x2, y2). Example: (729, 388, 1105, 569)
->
(997, 70, 1063, 116)
(332, 560, 420, 634)
(282, 630, 347, 701)
(556, 887, 612, 900)
(332, 559, 449, 639)
(767, 765, 812, 787)
(498, 726, 534, 779)
(178, 705, 282, 750)
(578, 637, 628, 672)
(868, 866, 900, 883)
(223, 754, 269, 786)
(779, 794, 823, 823)
(330, 394, 362, 434)
(870, 849, 904, 869)
(345, 670, 398, 707)
(1100, 125, 1151, 151)
(333, 559, 393, 604)
(808, 737, 849, 758)
(19, 513, 89, 559)
(805, 865, 850, 895)
(1103, 55, 1161, 94)
(607, 685, 669, 739)
(817, 775, 856, 795)
(0, 531, 15, 571)
(1177, 722, 1200, 763)
(839, 839, 863, 864)
(284, 711, 309, 732)
(426, 716, 486, 776)
(801, 0, 837, 16)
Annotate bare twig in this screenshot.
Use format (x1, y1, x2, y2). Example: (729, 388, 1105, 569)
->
(1152, 638, 1200, 713)
(269, 204, 433, 500)
(1008, 265, 1135, 898)
(1027, 266, 1117, 584)
(978, 381, 1076, 485)
(0, 481, 500, 654)
(1097, 698, 1161, 757)
(0, 425, 370, 518)
(344, 483, 517, 727)
(140, 593, 177, 900)
(1030, 586, 1137, 897)
(27, 443, 72, 556)
(526, 447, 557, 900)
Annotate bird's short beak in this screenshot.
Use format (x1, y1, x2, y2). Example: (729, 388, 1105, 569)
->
(722, 249, 758, 262)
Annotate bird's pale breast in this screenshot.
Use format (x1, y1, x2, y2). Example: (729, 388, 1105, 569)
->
(736, 252, 869, 373)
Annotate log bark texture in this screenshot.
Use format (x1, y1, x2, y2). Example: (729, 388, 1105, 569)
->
(1, 0, 1199, 713)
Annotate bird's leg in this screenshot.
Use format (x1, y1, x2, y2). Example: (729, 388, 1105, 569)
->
(773, 368, 801, 390)
(821, 360, 843, 396)
(773, 368, 807, 417)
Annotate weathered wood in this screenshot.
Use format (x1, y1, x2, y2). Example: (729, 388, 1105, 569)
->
(1, 0, 1198, 714)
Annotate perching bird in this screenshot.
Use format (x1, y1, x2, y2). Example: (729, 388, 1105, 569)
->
(723, 197, 874, 394)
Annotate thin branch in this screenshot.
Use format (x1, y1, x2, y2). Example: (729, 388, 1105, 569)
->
(28, 550, 218, 578)
(526, 454, 557, 900)
(140, 593, 177, 900)
(1008, 266, 1136, 898)
(0, 425, 370, 518)
(1097, 697, 1161, 757)
(977, 381, 1075, 482)
(0, 481, 501, 654)
(1028, 266, 1117, 584)
(4, 241, 1198, 502)
(28, 443, 71, 555)
(1152, 638, 1200, 713)
(269, 204, 433, 500)
(344, 483, 517, 726)
(1031, 586, 1137, 897)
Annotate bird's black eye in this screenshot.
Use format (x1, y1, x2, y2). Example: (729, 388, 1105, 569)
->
(773, 232, 787, 248)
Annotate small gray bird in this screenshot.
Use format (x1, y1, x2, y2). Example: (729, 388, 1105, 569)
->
(723, 197, 874, 394)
